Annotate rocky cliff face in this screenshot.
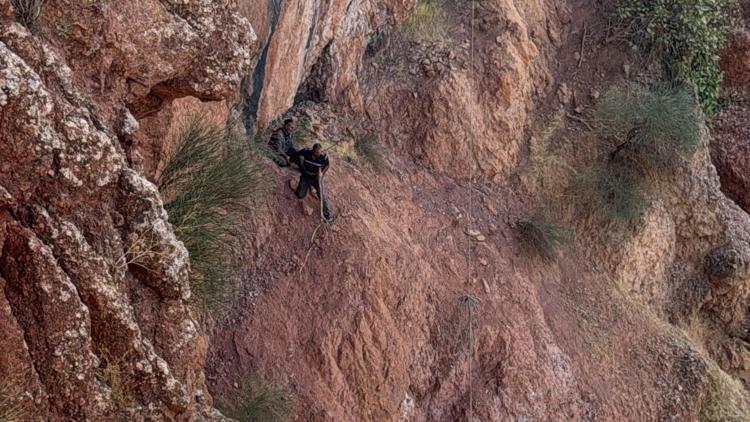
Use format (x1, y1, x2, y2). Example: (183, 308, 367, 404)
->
(0, 0, 254, 419)
(209, 0, 750, 421)
(4, 0, 750, 420)
(238, 0, 414, 131)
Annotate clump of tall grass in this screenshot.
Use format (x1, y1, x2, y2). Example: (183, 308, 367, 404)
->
(512, 214, 572, 261)
(355, 134, 385, 171)
(403, 0, 447, 41)
(159, 116, 269, 313)
(217, 374, 294, 422)
(0, 376, 26, 422)
(596, 83, 701, 179)
(11, 0, 44, 29)
(571, 167, 647, 226)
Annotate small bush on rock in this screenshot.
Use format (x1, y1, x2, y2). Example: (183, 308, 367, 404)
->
(572, 167, 647, 226)
(615, 0, 736, 116)
(217, 374, 294, 422)
(159, 116, 269, 313)
(596, 83, 702, 178)
(513, 215, 571, 261)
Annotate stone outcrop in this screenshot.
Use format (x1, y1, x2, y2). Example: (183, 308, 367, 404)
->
(238, 0, 415, 131)
(362, 0, 568, 181)
(0, 0, 254, 419)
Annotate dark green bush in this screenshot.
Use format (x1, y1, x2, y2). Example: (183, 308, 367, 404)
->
(572, 167, 647, 226)
(159, 116, 269, 312)
(217, 374, 294, 422)
(512, 215, 571, 261)
(615, 0, 736, 116)
(596, 83, 701, 178)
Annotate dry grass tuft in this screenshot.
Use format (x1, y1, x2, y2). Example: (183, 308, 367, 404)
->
(403, 0, 447, 41)
(513, 214, 572, 261)
(700, 362, 750, 421)
(0, 376, 27, 422)
(11, 0, 44, 29)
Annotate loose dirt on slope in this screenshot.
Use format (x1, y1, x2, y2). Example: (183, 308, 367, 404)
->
(205, 0, 750, 421)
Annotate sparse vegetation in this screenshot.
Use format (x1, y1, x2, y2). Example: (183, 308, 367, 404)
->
(403, 0, 447, 41)
(159, 116, 269, 312)
(292, 124, 317, 149)
(217, 374, 294, 422)
(615, 0, 737, 115)
(572, 167, 647, 225)
(566, 83, 702, 225)
(513, 214, 571, 261)
(0, 376, 26, 422)
(11, 0, 44, 28)
(354, 134, 385, 171)
(596, 83, 701, 178)
(99, 351, 126, 405)
(700, 363, 750, 421)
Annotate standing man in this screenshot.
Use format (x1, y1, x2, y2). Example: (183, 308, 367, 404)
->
(270, 118, 298, 167)
(295, 143, 335, 223)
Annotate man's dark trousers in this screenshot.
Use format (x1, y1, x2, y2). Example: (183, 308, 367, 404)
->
(296, 175, 332, 220)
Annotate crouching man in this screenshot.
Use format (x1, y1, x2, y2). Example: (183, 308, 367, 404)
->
(270, 118, 298, 167)
(293, 143, 335, 223)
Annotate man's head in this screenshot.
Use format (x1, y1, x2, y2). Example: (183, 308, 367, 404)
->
(283, 118, 295, 133)
(312, 143, 323, 158)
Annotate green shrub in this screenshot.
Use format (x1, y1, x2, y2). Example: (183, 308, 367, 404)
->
(159, 116, 269, 312)
(355, 134, 385, 171)
(217, 374, 294, 422)
(596, 83, 701, 178)
(11, 0, 44, 29)
(403, 0, 447, 41)
(572, 167, 647, 225)
(615, 0, 736, 116)
(512, 215, 571, 261)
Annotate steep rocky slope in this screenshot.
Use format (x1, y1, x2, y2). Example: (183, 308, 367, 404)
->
(207, 0, 750, 421)
(0, 0, 254, 419)
(3, 0, 750, 420)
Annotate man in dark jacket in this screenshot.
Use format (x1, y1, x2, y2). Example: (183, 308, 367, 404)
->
(270, 118, 298, 167)
(294, 143, 334, 222)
